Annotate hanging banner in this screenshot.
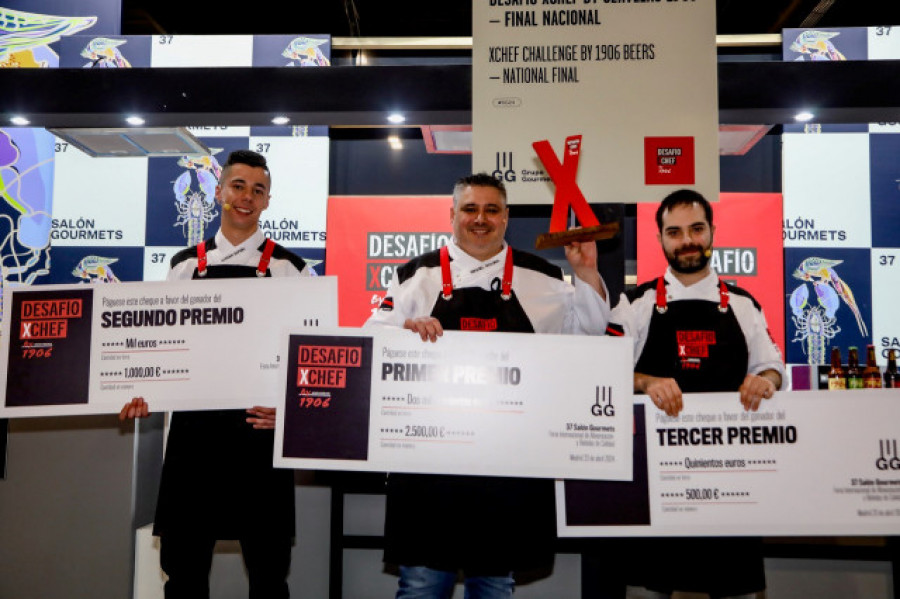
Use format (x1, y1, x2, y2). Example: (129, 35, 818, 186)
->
(325, 196, 453, 326)
(558, 390, 900, 537)
(45, 34, 332, 285)
(636, 193, 786, 358)
(780, 26, 900, 367)
(472, 0, 719, 204)
(0, 2, 109, 69)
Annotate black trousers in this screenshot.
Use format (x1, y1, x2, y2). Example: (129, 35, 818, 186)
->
(159, 533, 292, 599)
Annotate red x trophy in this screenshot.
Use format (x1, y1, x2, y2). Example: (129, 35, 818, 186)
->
(532, 134, 619, 250)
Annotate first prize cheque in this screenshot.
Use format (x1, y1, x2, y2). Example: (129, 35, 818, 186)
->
(274, 328, 633, 481)
(0, 277, 337, 417)
(558, 390, 900, 537)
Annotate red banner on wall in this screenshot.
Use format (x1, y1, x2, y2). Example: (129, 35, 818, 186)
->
(636, 193, 785, 357)
(325, 196, 453, 327)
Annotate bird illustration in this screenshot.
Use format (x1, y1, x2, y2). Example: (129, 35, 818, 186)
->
(178, 153, 223, 181)
(81, 37, 131, 68)
(282, 36, 330, 67)
(789, 30, 847, 61)
(793, 257, 867, 336)
(825, 266, 867, 336)
(792, 256, 843, 281)
(72, 255, 120, 283)
(0, 7, 96, 66)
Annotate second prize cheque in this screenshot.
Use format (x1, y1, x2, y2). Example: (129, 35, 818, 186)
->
(0, 277, 337, 417)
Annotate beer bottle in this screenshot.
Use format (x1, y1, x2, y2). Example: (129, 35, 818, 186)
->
(827, 347, 846, 390)
(863, 345, 882, 388)
(847, 347, 863, 389)
(885, 349, 899, 389)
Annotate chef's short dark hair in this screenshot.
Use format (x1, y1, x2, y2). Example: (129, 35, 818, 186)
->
(452, 173, 507, 208)
(656, 189, 712, 231)
(222, 149, 271, 185)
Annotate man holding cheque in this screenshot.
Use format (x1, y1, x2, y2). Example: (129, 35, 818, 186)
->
(120, 149, 313, 599)
(365, 172, 610, 598)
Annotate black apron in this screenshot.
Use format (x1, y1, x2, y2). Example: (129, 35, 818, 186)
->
(153, 238, 295, 539)
(383, 248, 556, 574)
(635, 277, 764, 596)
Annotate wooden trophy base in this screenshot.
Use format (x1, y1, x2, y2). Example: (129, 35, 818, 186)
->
(535, 222, 620, 250)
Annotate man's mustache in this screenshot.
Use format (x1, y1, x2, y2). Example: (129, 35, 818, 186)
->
(675, 244, 704, 256)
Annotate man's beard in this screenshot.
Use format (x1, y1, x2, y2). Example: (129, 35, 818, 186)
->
(665, 243, 710, 274)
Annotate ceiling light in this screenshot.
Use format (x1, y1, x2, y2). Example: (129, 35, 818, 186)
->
(272, 116, 290, 125)
(387, 113, 406, 124)
(125, 115, 145, 126)
(10, 116, 30, 126)
(387, 135, 403, 150)
(794, 111, 815, 122)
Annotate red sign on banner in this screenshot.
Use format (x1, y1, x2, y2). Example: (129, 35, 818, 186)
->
(644, 136, 696, 185)
(636, 193, 785, 357)
(326, 196, 453, 326)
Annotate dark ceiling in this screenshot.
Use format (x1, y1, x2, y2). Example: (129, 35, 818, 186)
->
(121, 0, 900, 37)
(9, 1, 900, 128)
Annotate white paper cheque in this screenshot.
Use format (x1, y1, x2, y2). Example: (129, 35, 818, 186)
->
(557, 390, 900, 537)
(273, 328, 634, 480)
(0, 277, 337, 417)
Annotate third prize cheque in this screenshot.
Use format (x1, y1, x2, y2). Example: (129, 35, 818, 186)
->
(274, 328, 634, 481)
(558, 390, 900, 537)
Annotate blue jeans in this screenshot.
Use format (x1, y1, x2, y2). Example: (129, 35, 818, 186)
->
(396, 566, 515, 599)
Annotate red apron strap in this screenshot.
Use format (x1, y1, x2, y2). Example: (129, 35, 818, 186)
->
(655, 275, 729, 313)
(440, 245, 453, 299)
(440, 245, 515, 301)
(654, 276, 667, 314)
(718, 279, 730, 313)
(500, 247, 514, 300)
(196, 241, 208, 277)
(256, 238, 276, 276)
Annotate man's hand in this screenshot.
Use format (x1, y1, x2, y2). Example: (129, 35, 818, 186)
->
(119, 397, 150, 420)
(635, 374, 683, 417)
(564, 238, 597, 269)
(404, 316, 444, 342)
(564, 240, 605, 300)
(738, 373, 777, 412)
(246, 406, 277, 429)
